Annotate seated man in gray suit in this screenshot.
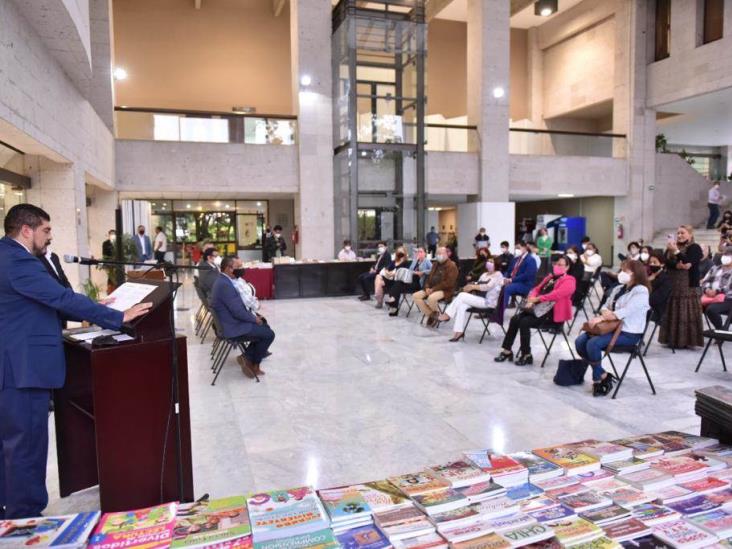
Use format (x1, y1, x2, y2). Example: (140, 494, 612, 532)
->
(133, 225, 153, 262)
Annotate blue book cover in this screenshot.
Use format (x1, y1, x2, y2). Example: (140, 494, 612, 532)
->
(509, 452, 562, 477)
(52, 511, 101, 546)
(336, 524, 391, 549)
(506, 482, 544, 501)
(666, 495, 721, 516)
(529, 505, 577, 523)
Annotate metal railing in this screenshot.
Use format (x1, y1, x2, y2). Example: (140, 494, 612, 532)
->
(114, 107, 297, 145)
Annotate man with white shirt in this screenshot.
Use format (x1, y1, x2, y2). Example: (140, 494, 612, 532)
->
(133, 225, 152, 262)
(708, 181, 725, 229)
(153, 226, 168, 263)
(337, 240, 357, 261)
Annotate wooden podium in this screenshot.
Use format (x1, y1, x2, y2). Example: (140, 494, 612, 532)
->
(54, 280, 194, 512)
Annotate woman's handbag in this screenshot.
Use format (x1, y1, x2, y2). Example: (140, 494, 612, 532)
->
(553, 359, 588, 386)
(581, 319, 624, 353)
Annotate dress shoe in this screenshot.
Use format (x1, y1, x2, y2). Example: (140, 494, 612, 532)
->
(254, 364, 265, 376)
(375, 301, 383, 309)
(494, 351, 514, 362)
(514, 353, 533, 366)
(389, 310, 399, 317)
(358, 295, 370, 301)
(449, 333, 465, 342)
(236, 355, 256, 379)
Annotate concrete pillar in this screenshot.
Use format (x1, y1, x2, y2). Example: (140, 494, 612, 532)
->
(24, 156, 89, 290)
(466, 0, 511, 202)
(613, 0, 656, 260)
(290, 0, 335, 260)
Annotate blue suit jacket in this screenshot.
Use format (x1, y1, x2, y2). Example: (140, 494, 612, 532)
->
(508, 253, 538, 288)
(0, 237, 124, 390)
(209, 273, 257, 339)
(133, 234, 152, 261)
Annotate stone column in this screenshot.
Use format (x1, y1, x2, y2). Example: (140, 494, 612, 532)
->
(24, 156, 89, 289)
(290, 0, 335, 260)
(466, 0, 511, 202)
(613, 0, 656, 259)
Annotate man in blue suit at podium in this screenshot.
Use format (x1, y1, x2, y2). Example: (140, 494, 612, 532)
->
(0, 204, 152, 519)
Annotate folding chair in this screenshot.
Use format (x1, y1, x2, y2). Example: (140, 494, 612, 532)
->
(462, 306, 505, 343)
(568, 289, 593, 334)
(588, 270, 604, 313)
(420, 300, 448, 326)
(209, 311, 258, 385)
(695, 313, 732, 373)
(603, 312, 655, 399)
(535, 321, 576, 368)
(642, 308, 664, 357)
(397, 290, 416, 317)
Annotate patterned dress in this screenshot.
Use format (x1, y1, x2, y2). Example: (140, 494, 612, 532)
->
(659, 243, 703, 349)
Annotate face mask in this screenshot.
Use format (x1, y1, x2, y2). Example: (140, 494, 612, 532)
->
(649, 265, 662, 273)
(722, 256, 732, 266)
(502, 248, 509, 254)
(585, 249, 595, 256)
(345, 246, 351, 251)
(640, 252, 650, 261)
(233, 267, 246, 278)
(567, 253, 578, 261)
(274, 232, 281, 238)
(553, 265, 567, 276)
(435, 254, 446, 263)
(617, 271, 632, 285)
(378, 247, 386, 254)
(514, 248, 522, 257)
(109, 234, 116, 242)
(581, 243, 588, 250)
(485, 261, 495, 272)
(138, 230, 145, 235)
(213, 256, 222, 267)
(479, 231, 486, 236)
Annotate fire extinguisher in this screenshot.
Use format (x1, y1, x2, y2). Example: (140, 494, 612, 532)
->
(616, 223, 624, 240)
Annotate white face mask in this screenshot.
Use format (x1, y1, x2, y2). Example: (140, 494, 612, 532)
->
(617, 271, 631, 285)
(640, 252, 650, 261)
(435, 254, 446, 262)
(213, 256, 222, 267)
(722, 255, 732, 266)
(109, 234, 116, 242)
(378, 247, 386, 255)
(567, 252, 578, 261)
(585, 249, 595, 256)
(345, 246, 351, 251)
(581, 243, 588, 250)
(514, 248, 522, 257)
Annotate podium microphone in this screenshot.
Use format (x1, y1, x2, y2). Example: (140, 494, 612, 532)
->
(63, 254, 99, 265)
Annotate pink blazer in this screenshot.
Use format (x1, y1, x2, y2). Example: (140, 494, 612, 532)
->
(529, 274, 576, 323)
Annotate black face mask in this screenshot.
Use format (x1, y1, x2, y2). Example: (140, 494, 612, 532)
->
(138, 230, 145, 235)
(233, 268, 246, 278)
(650, 265, 662, 273)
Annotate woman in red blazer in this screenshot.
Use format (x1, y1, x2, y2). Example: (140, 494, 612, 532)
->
(495, 255, 577, 366)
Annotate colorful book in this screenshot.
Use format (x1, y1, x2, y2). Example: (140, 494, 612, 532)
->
(533, 476, 581, 492)
(451, 532, 511, 549)
(602, 519, 651, 542)
(498, 523, 555, 547)
(440, 520, 495, 544)
(651, 519, 719, 548)
(463, 451, 527, 487)
(666, 495, 721, 517)
(610, 437, 665, 460)
(374, 505, 434, 541)
(429, 460, 492, 488)
(544, 483, 589, 500)
(630, 504, 680, 527)
(576, 470, 618, 485)
(88, 503, 177, 549)
(428, 504, 484, 532)
(652, 432, 718, 451)
(505, 483, 544, 502)
(519, 497, 561, 514)
(387, 472, 451, 497)
(649, 457, 710, 482)
(532, 445, 600, 475)
(644, 435, 693, 457)
(358, 481, 412, 512)
(528, 505, 577, 524)
(652, 485, 697, 505)
(335, 524, 392, 549)
(617, 469, 675, 492)
(602, 458, 651, 475)
(558, 491, 612, 512)
(253, 529, 339, 549)
(473, 497, 521, 520)
(607, 487, 655, 508)
(246, 487, 329, 542)
(577, 441, 634, 464)
(707, 487, 732, 506)
(544, 518, 603, 546)
(412, 489, 468, 516)
(373, 506, 425, 530)
(678, 476, 730, 495)
(570, 537, 622, 549)
(508, 453, 563, 482)
(485, 514, 536, 533)
(173, 496, 251, 548)
(580, 504, 633, 526)
(457, 481, 506, 503)
(686, 509, 732, 538)
(0, 512, 100, 548)
(391, 532, 447, 549)
(317, 487, 372, 524)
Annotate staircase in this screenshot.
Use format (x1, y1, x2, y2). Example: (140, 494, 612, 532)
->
(649, 226, 721, 253)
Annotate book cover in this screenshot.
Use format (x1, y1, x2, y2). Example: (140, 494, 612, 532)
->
(485, 514, 536, 533)
(246, 487, 329, 542)
(652, 485, 695, 504)
(544, 483, 589, 500)
(0, 512, 100, 548)
(452, 532, 511, 549)
(649, 457, 709, 479)
(602, 519, 651, 542)
(457, 481, 506, 502)
(678, 477, 730, 495)
(519, 498, 560, 514)
(630, 504, 680, 526)
(88, 502, 177, 549)
(666, 495, 721, 516)
(584, 478, 631, 494)
(335, 524, 392, 549)
(652, 432, 718, 450)
(429, 460, 491, 488)
(686, 509, 732, 538)
(610, 437, 665, 459)
(253, 529, 339, 549)
(706, 487, 732, 506)
(172, 496, 251, 548)
(387, 472, 451, 497)
(558, 491, 611, 512)
(576, 470, 617, 485)
(617, 468, 674, 490)
(651, 519, 719, 548)
(508, 453, 562, 480)
(412, 489, 468, 515)
(533, 476, 580, 492)
(358, 481, 411, 512)
(428, 504, 482, 529)
(528, 505, 577, 524)
(505, 483, 544, 502)
(374, 506, 424, 529)
(570, 537, 622, 549)
(608, 487, 655, 508)
(580, 505, 632, 526)
(440, 520, 494, 543)
(498, 523, 554, 547)
(619, 535, 673, 549)
(544, 518, 603, 546)
(532, 446, 600, 473)
(391, 532, 447, 549)
(474, 497, 520, 519)
(603, 458, 651, 475)
(317, 487, 371, 522)
(578, 442, 634, 463)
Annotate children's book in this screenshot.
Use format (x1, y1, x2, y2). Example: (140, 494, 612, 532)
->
(88, 503, 177, 549)
(317, 487, 372, 524)
(387, 472, 451, 497)
(335, 524, 392, 549)
(173, 496, 251, 548)
(0, 512, 100, 548)
(246, 487, 329, 542)
(429, 460, 492, 488)
(253, 529, 339, 549)
(532, 446, 600, 475)
(651, 519, 719, 548)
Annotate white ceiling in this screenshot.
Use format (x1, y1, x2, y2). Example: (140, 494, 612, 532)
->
(656, 86, 732, 147)
(436, 0, 586, 29)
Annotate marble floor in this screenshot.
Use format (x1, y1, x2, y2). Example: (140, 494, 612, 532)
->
(45, 280, 730, 514)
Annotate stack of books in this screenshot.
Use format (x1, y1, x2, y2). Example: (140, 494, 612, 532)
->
(173, 496, 252, 548)
(0, 511, 99, 548)
(532, 445, 601, 476)
(319, 486, 374, 534)
(88, 503, 177, 548)
(462, 451, 528, 488)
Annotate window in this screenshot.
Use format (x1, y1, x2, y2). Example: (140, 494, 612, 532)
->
(703, 0, 724, 44)
(655, 0, 671, 61)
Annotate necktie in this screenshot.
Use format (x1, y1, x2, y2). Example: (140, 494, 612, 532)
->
(511, 255, 523, 278)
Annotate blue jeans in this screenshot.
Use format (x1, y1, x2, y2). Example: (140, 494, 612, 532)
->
(575, 331, 642, 381)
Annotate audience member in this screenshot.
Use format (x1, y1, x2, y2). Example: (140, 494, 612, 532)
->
(575, 260, 650, 397)
(719, 210, 732, 233)
(198, 247, 221, 298)
(337, 240, 357, 261)
(438, 258, 503, 342)
(648, 252, 672, 322)
(358, 241, 391, 301)
(264, 225, 287, 261)
(413, 246, 459, 326)
(502, 241, 538, 309)
(466, 247, 491, 282)
(707, 181, 724, 229)
(566, 246, 585, 306)
(374, 248, 409, 309)
(528, 241, 542, 270)
(700, 245, 732, 329)
(639, 245, 653, 267)
(474, 227, 490, 250)
(494, 256, 576, 366)
(133, 225, 152, 262)
(426, 226, 439, 257)
(618, 241, 641, 262)
(580, 242, 602, 280)
(659, 225, 703, 349)
(386, 247, 432, 315)
(209, 256, 274, 379)
(446, 233, 458, 262)
(231, 265, 260, 313)
(497, 241, 513, 275)
(581, 236, 591, 250)
(699, 244, 714, 280)
(536, 228, 553, 258)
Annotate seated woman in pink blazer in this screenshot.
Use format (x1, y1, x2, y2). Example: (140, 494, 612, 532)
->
(494, 255, 577, 366)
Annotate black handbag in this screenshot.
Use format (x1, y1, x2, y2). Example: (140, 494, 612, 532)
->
(553, 359, 588, 386)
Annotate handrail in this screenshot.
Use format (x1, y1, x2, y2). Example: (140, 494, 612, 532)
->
(115, 106, 297, 120)
(425, 123, 477, 130)
(509, 127, 626, 138)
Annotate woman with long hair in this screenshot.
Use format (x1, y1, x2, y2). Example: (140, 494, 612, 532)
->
(659, 225, 704, 349)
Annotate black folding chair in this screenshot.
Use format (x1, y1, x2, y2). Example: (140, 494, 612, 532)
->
(463, 306, 505, 343)
(643, 308, 664, 357)
(209, 311, 258, 386)
(588, 270, 604, 313)
(568, 289, 593, 334)
(397, 290, 417, 317)
(695, 314, 732, 373)
(420, 300, 448, 327)
(603, 312, 655, 399)
(535, 321, 576, 368)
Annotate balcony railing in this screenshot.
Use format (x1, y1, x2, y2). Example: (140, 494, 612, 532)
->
(114, 107, 297, 145)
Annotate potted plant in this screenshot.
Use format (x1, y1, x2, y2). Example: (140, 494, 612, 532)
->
(655, 133, 668, 153)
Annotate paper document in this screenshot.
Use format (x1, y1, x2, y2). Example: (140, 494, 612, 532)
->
(68, 329, 120, 342)
(106, 282, 156, 312)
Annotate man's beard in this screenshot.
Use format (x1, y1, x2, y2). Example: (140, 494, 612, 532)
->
(33, 240, 51, 257)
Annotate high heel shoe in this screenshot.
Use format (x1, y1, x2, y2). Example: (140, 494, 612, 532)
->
(449, 333, 465, 342)
(515, 353, 533, 366)
(494, 350, 514, 362)
(601, 372, 616, 392)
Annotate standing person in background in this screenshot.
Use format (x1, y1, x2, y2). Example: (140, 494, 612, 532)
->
(102, 229, 119, 292)
(262, 226, 272, 262)
(474, 227, 490, 251)
(153, 226, 167, 263)
(707, 181, 724, 229)
(446, 233, 458, 263)
(536, 228, 553, 258)
(426, 226, 439, 258)
(337, 240, 357, 261)
(133, 225, 152, 262)
(264, 225, 287, 262)
(659, 225, 704, 349)
(497, 241, 513, 275)
(102, 229, 116, 259)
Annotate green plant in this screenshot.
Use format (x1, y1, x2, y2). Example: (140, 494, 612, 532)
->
(81, 278, 101, 301)
(655, 133, 668, 153)
(678, 149, 696, 166)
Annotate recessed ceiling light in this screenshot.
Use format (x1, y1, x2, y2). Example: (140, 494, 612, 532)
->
(300, 74, 312, 87)
(558, 193, 575, 198)
(186, 203, 191, 209)
(113, 67, 128, 81)
(492, 87, 505, 99)
(256, 201, 262, 207)
(534, 0, 558, 17)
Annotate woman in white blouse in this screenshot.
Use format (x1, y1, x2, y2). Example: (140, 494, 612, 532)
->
(580, 242, 603, 279)
(437, 258, 504, 342)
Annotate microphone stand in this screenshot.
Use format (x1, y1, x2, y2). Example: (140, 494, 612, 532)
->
(83, 257, 209, 504)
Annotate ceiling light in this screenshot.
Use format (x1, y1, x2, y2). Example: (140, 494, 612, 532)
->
(557, 193, 575, 198)
(492, 87, 505, 99)
(186, 203, 191, 209)
(113, 67, 128, 81)
(256, 201, 262, 207)
(232, 106, 256, 114)
(534, 0, 558, 17)
(300, 74, 312, 87)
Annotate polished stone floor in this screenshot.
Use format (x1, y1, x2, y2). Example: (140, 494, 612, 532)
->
(45, 280, 730, 514)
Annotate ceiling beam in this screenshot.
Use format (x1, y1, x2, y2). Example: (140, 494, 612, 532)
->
(273, 0, 286, 16)
(510, 0, 535, 16)
(426, 0, 454, 21)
